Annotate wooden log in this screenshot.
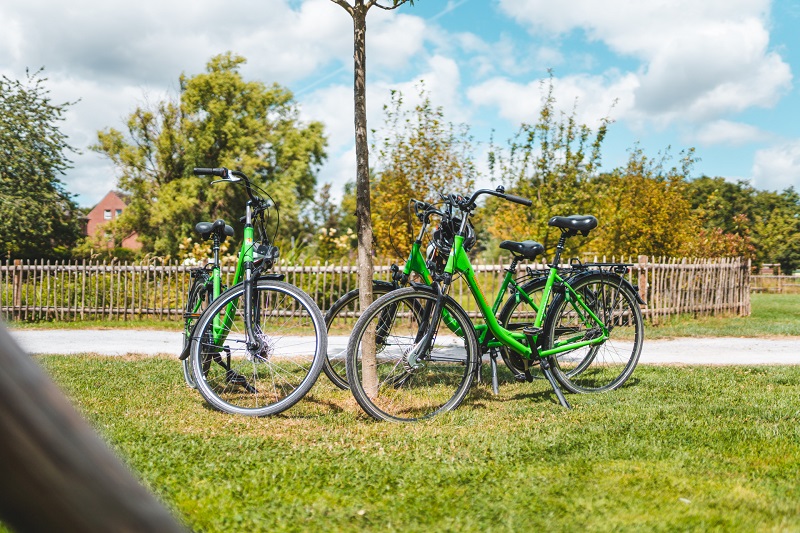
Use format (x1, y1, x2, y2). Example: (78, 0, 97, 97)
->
(0, 325, 186, 532)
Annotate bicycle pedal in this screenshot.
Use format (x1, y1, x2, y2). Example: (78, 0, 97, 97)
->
(512, 371, 527, 382)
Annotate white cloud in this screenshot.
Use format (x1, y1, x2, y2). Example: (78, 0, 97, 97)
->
(304, 55, 468, 198)
(692, 120, 767, 147)
(0, 0, 439, 205)
(752, 141, 800, 191)
(467, 72, 638, 129)
(496, 0, 792, 124)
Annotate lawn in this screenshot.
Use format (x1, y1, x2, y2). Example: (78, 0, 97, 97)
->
(9, 355, 800, 532)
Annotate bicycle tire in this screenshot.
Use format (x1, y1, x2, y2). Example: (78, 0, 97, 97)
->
(182, 277, 211, 388)
(190, 279, 326, 416)
(543, 272, 643, 393)
(323, 282, 395, 390)
(345, 287, 479, 422)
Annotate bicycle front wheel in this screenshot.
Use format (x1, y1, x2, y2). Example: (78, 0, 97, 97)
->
(543, 272, 643, 393)
(345, 287, 479, 422)
(190, 279, 326, 416)
(323, 282, 395, 390)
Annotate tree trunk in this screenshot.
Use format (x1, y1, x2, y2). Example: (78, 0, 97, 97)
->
(352, 3, 378, 396)
(0, 324, 186, 532)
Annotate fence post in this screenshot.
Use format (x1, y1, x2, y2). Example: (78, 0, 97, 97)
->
(637, 255, 648, 305)
(12, 260, 22, 321)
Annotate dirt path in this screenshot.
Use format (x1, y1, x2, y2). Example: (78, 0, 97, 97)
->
(8, 329, 799, 364)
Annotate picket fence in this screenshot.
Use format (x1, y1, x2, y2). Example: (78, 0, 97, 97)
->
(0, 256, 750, 325)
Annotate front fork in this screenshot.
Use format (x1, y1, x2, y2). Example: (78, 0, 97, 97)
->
(241, 203, 263, 353)
(406, 282, 446, 370)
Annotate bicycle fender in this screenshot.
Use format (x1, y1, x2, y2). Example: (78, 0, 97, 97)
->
(259, 273, 285, 281)
(373, 280, 396, 291)
(565, 269, 646, 305)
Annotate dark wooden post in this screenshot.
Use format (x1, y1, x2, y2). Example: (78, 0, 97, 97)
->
(0, 324, 186, 532)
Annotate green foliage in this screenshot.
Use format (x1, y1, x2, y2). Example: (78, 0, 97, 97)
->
(92, 53, 327, 257)
(687, 177, 800, 271)
(589, 147, 697, 257)
(486, 74, 610, 257)
(371, 86, 478, 259)
(750, 188, 800, 273)
(311, 183, 357, 261)
(0, 69, 82, 259)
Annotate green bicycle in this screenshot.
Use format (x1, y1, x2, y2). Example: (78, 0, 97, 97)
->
(180, 218, 234, 388)
(184, 167, 327, 417)
(345, 187, 644, 422)
(324, 197, 550, 390)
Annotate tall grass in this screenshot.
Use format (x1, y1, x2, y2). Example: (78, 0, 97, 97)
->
(14, 355, 800, 532)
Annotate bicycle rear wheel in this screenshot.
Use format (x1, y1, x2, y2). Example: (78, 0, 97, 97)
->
(323, 282, 395, 390)
(182, 277, 211, 388)
(190, 279, 326, 416)
(543, 272, 643, 393)
(345, 287, 479, 422)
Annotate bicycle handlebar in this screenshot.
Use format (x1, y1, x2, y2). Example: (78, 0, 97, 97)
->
(461, 187, 532, 210)
(193, 167, 261, 204)
(193, 167, 227, 177)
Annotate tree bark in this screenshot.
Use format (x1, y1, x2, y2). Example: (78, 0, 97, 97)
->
(351, 1, 378, 395)
(0, 324, 186, 532)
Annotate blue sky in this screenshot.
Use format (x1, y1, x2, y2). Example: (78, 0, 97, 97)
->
(1, 0, 798, 207)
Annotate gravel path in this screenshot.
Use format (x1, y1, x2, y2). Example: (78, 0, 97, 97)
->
(7, 329, 799, 364)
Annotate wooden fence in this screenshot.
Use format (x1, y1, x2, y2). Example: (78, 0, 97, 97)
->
(751, 275, 800, 294)
(0, 256, 750, 324)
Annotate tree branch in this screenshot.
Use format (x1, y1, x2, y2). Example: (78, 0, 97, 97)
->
(369, 0, 411, 11)
(329, 0, 354, 16)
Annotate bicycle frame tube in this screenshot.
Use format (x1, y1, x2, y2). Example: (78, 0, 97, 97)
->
(537, 276, 609, 357)
(402, 240, 433, 284)
(213, 217, 255, 344)
(445, 234, 608, 360)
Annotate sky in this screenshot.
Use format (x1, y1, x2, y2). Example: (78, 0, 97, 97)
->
(1, 0, 799, 208)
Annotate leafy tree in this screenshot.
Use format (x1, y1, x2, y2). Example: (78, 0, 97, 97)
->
(371, 87, 477, 259)
(0, 69, 82, 259)
(311, 183, 357, 261)
(92, 53, 326, 256)
(590, 147, 697, 258)
(686, 176, 758, 234)
(751, 188, 800, 273)
(486, 75, 610, 258)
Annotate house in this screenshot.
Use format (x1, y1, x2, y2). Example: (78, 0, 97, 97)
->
(84, 191, 141, 250)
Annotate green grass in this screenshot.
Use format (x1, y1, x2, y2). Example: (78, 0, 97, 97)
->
(15, 355, 800, 532)
(646, 293, 800, 339)
(5, 317, 183, 331)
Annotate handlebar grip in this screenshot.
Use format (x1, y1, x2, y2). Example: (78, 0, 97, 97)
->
(505, 194, 532, 207)
(193, 167, 227, 177)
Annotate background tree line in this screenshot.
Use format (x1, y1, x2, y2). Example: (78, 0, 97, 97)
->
(2, 59, 798, 273)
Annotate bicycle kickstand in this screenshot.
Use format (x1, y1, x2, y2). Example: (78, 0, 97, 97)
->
(489, 349, 500, 396)
(522, 327, 572, 410)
